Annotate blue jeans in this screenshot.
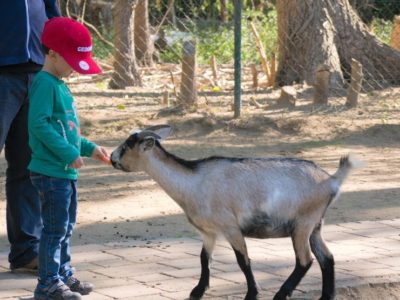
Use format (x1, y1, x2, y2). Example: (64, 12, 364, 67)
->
(0, 72, 42, 268)
(30, 173, 76, 287)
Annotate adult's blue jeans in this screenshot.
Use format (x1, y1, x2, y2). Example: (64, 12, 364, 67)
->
(0, 72, 42, 268)
(30, 173, 76, 286)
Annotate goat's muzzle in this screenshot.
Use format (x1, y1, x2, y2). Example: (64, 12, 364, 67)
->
(110, 153, 121, 169)
(110, 156, 131, 172)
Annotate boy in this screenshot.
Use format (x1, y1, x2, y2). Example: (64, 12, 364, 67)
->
(28, 17, 110, 300)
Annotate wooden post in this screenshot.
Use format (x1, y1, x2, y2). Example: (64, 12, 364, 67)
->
(180, 40, 198, 106)
(269, 52, 276, 87)
(313, 64, 330, 105)
(210, 55, 219, 85)
(220, 0, 227, 23)
(250, 22, 271, 85)
(278, 86, 296, 107)
(251, 64, 258, 89)
(390, 16, 400, 50)
(169, 71, 178, 99)
(346, 59, 363, 108)
(162, 88, 170, 106)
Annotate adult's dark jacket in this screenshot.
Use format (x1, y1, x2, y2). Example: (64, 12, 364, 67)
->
(0, 0, 60, 71)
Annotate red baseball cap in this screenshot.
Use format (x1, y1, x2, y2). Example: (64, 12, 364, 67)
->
(42, 17, 102, 75)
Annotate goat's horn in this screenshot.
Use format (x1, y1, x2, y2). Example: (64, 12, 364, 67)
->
(137, 131, 161, 140)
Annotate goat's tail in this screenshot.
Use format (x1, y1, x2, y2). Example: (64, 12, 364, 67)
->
(332, 154, 363, 186)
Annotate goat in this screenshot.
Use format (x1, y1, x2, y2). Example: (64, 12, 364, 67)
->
(110, 125, 358, 300)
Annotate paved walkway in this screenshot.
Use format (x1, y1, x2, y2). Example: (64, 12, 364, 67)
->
(0, 219, 399, 300)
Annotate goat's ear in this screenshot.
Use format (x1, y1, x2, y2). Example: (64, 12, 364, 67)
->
(140, 137, 155, 152)
(146, 125, 173, 140)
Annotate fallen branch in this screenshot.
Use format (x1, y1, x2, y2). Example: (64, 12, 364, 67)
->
(169, 70, 178, 99)
(250, 22, 271, 84)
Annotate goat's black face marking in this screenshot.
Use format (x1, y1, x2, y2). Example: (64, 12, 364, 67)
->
(118, 134, 139, 159)
(126, 134, 139, 149)
(110, 134, 139, 172)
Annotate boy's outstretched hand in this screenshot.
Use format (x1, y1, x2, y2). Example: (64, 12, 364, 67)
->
(92, 146, 111, 165)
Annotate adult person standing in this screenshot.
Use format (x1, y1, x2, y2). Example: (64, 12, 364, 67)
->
(0, 0, 60, 272)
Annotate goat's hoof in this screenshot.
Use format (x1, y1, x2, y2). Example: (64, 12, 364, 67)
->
(189, 293, 202, 300)
(319, 295, 335, 300)
(272, 291, 287, 300)
(189, 284, 208, 300)
(244, 296, 258, 300)
(244, 290, 259, 300)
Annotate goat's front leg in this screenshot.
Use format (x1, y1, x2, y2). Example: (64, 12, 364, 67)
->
(228, 233, 259, 300)
(190, 234, 216, 300)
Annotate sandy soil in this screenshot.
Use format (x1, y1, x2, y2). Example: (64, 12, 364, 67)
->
(1, 79, 400, 298)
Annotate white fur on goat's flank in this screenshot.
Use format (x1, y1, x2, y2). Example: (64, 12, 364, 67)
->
(110, 125, 358, 300)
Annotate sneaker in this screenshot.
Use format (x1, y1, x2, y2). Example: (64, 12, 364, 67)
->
(10, 256, 38, 274)
(66, 276, 94, 295)
(34, 280, 81, 300)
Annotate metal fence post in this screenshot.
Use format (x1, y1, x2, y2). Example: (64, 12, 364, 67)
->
(234, 0, 242, 118)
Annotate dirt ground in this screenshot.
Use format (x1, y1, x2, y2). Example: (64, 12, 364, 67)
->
(1, 78, 400, 298)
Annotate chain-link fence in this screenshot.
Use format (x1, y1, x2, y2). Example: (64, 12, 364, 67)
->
(59, 0, 400, 115)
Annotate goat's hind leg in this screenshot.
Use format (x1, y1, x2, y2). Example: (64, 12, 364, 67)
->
(227, 232, 259, 300)
(273, 229, 313, 300)
(190, 233, 216, 300)
(310, 225, 335, 300)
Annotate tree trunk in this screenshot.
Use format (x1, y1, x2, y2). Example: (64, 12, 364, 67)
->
(220, 0, 227, 22)
(276, 0, 400, 90)
(58, 0, 80, 17)
(180, 40, 198, 106)
(84, 0, 113, 32)
(276, 1, 343, 89)
(166, 0, 177, 27)
(134, 0, 154, 67)
(109, 0, 142, 89)
(78, 0, 91, 24)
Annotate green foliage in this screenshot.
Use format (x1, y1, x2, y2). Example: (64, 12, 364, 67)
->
(88, 4, 391, 69)
(159, 8, 278, 65)
(92, 31, 113, 60)
(371, 18, 393, 44)
(196, 22, 235, 64)
(351, 0, 400, 23)
(242, 8, 278, 63)
(158, 21, 235, 64)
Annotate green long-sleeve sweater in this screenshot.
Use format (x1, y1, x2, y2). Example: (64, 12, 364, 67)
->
(28, 71, 96, 179)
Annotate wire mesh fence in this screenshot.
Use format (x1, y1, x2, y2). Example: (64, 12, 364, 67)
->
(58, 0, 400, 114)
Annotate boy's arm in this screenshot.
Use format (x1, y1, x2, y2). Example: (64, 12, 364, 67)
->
(29, 80, 80, 165)
(43, 0, 61, 18)
(80, 137, 96, 157)
(80, 139, 111, 165)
